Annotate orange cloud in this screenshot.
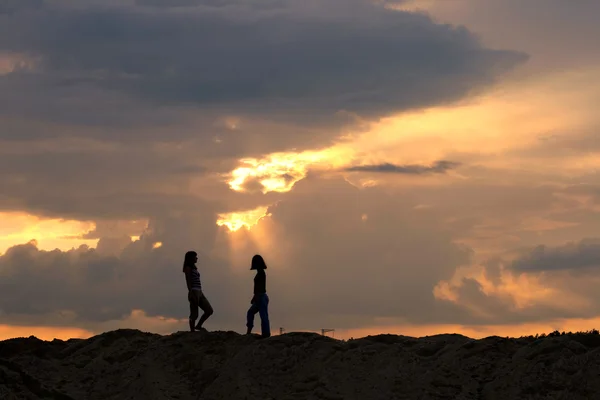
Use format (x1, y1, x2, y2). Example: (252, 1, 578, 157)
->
(0, 212, 98, 255)
(216, 206, 272, 232)
(226, 147, 352, 194)
(224, 68, 600, 196)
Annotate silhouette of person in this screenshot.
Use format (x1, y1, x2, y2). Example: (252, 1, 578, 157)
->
(246, 254, 271, 338)
(182, 251, 213, 332)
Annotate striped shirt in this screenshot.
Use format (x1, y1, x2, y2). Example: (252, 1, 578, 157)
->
(188, 266, 202, 290)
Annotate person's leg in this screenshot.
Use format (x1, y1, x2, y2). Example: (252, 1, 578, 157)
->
(188, 291, 199, 332)
(195, 291, 214, 329)
(246, 303, 259, 334)
(258, 294, 270, 338)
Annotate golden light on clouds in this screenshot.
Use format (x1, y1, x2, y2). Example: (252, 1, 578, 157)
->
(434, 260, 592, 323)
(216, 206, 271, 232)
(227, 148, 351, 194)
(0, 212, 97, 254)
(344, 69, 600, 171)
(152, 242, 163, 249)
(223, 69, 600, 197)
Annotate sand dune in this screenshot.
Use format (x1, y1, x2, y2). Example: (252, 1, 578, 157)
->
(2, 329, 600, 399)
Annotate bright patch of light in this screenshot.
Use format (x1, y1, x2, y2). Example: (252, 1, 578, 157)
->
(0, 212, 97, 254)
(216, 206, 271, 232)
(152, 242, 163, 249)
(227, 148, 350, 194)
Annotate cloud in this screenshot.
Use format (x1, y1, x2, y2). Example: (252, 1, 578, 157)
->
(134, 0, 286, 8)
(402, 0, 600, 72)
(5, 0, 600, 338)
(0, 0, 526, 135)
(434, 235, 600, 327)
(346, 160, 460, 174)
(510, 239, 600, 273)
(3, 171, 600, 332)
(0, 0, 527, 229)
(0, 0, 43, 15)
(0, 176, 473, 330)
(439, 275, 588, 325)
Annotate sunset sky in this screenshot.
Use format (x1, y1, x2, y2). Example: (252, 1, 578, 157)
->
(1, 0, 600, 341)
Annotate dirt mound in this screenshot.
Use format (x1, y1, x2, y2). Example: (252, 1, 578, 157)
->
(2, 329, 600, 399)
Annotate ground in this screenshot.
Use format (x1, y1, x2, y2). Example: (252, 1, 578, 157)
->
(1, 329, 600, 399)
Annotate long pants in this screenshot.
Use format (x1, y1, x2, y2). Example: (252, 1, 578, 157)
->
(246, 293, 270, 337)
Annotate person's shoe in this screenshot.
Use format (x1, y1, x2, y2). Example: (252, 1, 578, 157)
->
(194, 325, 208, 333)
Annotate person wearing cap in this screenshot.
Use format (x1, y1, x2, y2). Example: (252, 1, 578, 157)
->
(246, 254, 271, 338)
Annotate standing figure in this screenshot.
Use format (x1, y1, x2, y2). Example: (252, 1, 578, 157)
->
(246, 254, 271, 338)
(182, 251, 213, 332)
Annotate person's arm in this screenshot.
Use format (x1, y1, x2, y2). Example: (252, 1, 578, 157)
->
(183, 266, 193, 291)
(250, 272, 257, 303)
(257, 270, 266, 294)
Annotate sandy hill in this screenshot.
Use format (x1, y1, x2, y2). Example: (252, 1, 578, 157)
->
(2, 329, 600, 399)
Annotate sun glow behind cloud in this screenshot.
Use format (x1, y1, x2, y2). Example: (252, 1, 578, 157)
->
(216, 206, 272, 232)
(227, 148, 352, 194)
(224, 67, 600, 196)
(0, 212, 97, 254)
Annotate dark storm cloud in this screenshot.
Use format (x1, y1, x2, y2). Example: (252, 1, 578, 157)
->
(134, 0, 286, 8)
(510, 239, 600, 273)
(0, 0, 43, 14)
(0, 0, 527, 134)
(0, 0, 528, 223)
(346, 160, 460, 174)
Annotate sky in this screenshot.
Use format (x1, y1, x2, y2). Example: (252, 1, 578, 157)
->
(1, 0, 600, 341)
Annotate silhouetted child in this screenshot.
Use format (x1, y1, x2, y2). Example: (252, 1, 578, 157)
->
(182, 251, 213, 332)
(246, 254, 271, 338)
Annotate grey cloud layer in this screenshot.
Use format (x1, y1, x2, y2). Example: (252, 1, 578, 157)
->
(511, 239, 600, 273)
(0, 0, 526, 134)
(346, 160, 460, 174)
(0, 0, 526, 222)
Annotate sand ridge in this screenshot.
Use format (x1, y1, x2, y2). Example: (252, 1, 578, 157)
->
(2, 329, 600, 399)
